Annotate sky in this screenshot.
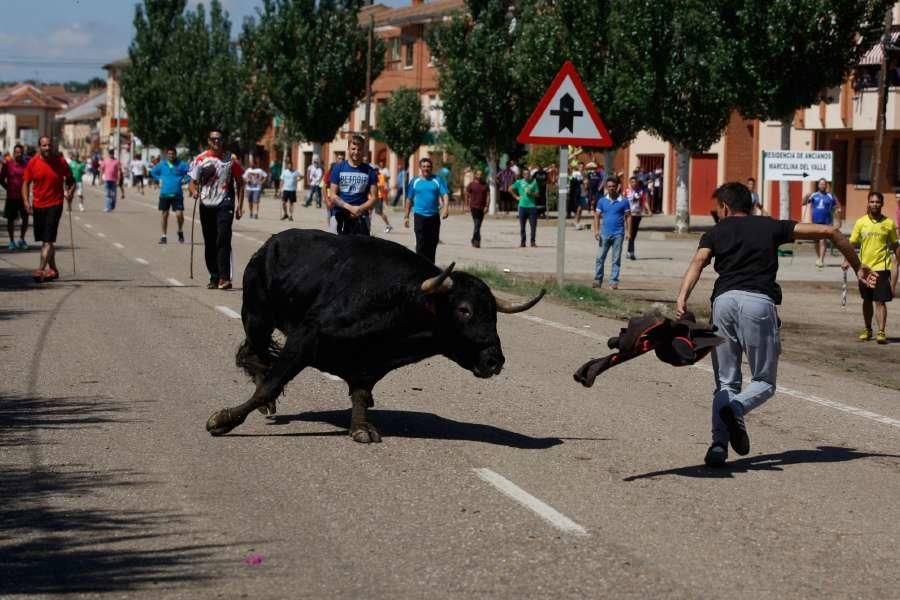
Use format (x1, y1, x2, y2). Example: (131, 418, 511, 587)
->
(0, 0, 408, 84)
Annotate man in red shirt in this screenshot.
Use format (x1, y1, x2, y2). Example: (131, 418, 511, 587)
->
(466, 168, 489, 248)
(0, 143, 30, 250)
(22, 136, 75, 282)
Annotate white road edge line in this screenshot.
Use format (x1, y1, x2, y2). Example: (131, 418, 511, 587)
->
(215, 306, 241, 319)
(474, 468, 589, 536)
(113, 242, 125, 249)
(517, 313, 900, 430)
(166, 278, 185, 287)
(84, 224, 92, 228)
(97, 232, 106, 238)
(134, 257, 149, 265)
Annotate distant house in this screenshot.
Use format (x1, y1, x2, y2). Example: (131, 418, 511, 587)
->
(101, 58, 131, 158)
(56, 89, 107, 159)
(0, 83, 69, 154)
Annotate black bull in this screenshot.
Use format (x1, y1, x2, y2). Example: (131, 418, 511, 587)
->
(206, 229, 545, 442)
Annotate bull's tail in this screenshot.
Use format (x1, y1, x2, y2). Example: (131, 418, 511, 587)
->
(236, 337, 282, 382)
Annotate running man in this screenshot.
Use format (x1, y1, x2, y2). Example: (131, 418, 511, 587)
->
(845, 191, 900, 344)
(242, 158, 268, 219)
(404, 156, 449, 261)
(21, 135, 75, 282)
(100, 148, 124, 211)
(130, 155, 147, 195)
(279, 159, 300, 221)
(329, 135, 378, 236)
(804, 178, 842, 268)
(372, 160, 393, 233)
(188, 130, 244, 290)
(624, 175, 651, 260)
(67, 153, 86, 211)
(150, 148, 190, 244)
(0, 143, 30, 250)
(676, 182, 876, 467)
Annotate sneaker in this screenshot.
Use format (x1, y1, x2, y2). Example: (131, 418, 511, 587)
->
(719, 403, 750, 456)
(32, 269, 48, 283)
(177, 231, 185, 243)
(591, 280, 602, 289)
(704, 442, 728, 467)
(609, 283, 618, 290)
(858, 328, 873, 341)
(78, 203, 85, 212)
(280, 215, 288, 221)
(627, 253, 636, 260)
(876, 330, 888, 344)
(45, 268, 59, 281)
(289, 216, 293, 221)
(7, 241, 15, 251)
(574, 224, 584, 231)
(159, 236, 167, 244)
(207, 280, 218, 290)
(16, 239, 27, 250)
(530, 242, 537, 247)
(385, 225, 393, 233)
(520, 242, 526, 248)
(816, 259, 824, 269)
(217, 279, 232, 290)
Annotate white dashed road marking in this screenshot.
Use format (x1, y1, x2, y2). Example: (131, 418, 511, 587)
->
(113, 243, 125, 249)
(474, 468, 588, 536)
(215, 306, 241, 319)
(515, 313, 609, 343)
(134, 258, 149, 265)
(84, 224, 92, 229)
(97, 232, 106, 238)
(166, 278, 185, 287)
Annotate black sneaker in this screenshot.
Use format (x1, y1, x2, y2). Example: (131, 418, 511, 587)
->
(704, 442, 728, 467)
(719, 404, 750, 455)
(207, 279, 218, 289)
(177, 231, 185, 243)
(159, 236, 167, 244)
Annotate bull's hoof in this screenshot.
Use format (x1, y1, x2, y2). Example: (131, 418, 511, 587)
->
(206, 408, 241, 436)
(350, 422, 382, 444)
(256, 401, 277, 418)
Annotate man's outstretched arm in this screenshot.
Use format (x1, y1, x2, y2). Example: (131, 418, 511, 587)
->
(675, 248, 712, 319)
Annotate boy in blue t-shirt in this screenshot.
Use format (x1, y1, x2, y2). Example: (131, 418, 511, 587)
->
(404, 157, 449, 263)
(804, 178, 843, 268)
(328, 135, 378, 235)
(150, 147, 190, 244)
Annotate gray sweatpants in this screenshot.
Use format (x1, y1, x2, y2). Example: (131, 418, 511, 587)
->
(710, 290, 780, 444)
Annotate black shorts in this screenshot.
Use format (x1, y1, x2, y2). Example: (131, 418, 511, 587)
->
(3, 198, 26, 221)
(133, 175, 144, 185)
(282, 190, 297, 203)
(33, 204, 64, 243)
(859, 270, 893, 303)
(158, 195, 185, 212)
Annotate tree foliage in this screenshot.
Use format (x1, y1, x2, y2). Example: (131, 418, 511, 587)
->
(730, 0, 891, 121)
(121, 0, 270, 153)
(252, 0, 384, 144)
(377, 87, 430, 167)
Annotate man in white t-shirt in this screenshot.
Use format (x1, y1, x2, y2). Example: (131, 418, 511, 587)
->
(130, 157, 146, 195)
(303, 157, 323, 208)
(242, 158, 268, 219)
(280, 159, 300, 221)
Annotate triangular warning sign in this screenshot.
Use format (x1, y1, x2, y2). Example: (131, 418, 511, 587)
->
(517, 61, 613, 147)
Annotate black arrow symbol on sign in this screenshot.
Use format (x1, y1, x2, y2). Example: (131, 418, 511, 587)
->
(782, 172, 809, 178)
(549, 93, 583, 133)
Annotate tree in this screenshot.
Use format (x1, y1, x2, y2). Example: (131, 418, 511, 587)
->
(121, 0, 190, 150)
(645, 0, 738, 232)
(729, 0, 890, 218)
(428, 0, 528, 214)
(231, 17, 274, 158)
(376, 87, 430, 202)
(252, 0, 384, 157)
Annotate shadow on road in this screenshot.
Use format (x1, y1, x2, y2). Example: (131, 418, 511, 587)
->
(0, 393, 232, 595)
(622, 445, 900, 481)
(240, 408, 564, 449)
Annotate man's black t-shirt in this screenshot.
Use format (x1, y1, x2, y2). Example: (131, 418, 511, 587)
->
(699, 216, 796, 304)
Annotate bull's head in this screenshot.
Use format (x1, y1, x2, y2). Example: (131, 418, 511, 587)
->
(421, 263, 545, 378)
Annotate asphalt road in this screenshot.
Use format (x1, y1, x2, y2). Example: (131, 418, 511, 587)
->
(1, 186, 898, 599)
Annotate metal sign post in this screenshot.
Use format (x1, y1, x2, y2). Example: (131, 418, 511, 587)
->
(557, 146, 569, 286)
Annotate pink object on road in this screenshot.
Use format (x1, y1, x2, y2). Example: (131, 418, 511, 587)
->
(243, 553, 264, 565)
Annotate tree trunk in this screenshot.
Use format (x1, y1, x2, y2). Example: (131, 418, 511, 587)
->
(674, 146, 690, 233)
(778, 116, 791, 220)
(871, 7, 893, 189)
(603, 148, 615, 179)
(487, 150, 498, 215)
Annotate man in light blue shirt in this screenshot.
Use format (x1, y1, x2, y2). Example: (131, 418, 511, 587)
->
(592, 177, 631, 289)
(404, 157, 449, 262)
(150, 148, 190, 244)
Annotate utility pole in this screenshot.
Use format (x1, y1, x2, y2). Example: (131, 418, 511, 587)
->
(871, 7, 893, 188)
(363, 14, 374, 136)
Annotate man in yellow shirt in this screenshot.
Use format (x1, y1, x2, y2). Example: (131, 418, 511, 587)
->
(844, 191, 900, 344)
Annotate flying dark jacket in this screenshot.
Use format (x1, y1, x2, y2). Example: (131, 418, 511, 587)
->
(573, 312, 723, 387)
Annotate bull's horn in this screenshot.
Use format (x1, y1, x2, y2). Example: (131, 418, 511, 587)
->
(421, 262, 455, 294)
(494, 288, 546, 313)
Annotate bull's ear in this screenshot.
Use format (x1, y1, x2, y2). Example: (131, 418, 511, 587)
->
(494, 288, 546, 313)
(421, 262, 455, 294)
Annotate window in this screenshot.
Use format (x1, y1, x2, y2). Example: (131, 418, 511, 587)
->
(389, 38, 401, 62)
(853, 138, 873, 185)
(404, 41, 414, 68)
